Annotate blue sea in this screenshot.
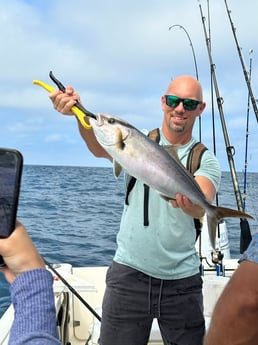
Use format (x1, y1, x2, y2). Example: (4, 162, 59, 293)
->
(0, 166, 257, 317)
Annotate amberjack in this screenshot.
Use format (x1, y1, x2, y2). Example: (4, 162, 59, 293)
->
(89, 113, 253, 248)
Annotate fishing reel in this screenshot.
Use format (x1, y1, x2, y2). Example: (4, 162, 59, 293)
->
(211, 249, 225, 276)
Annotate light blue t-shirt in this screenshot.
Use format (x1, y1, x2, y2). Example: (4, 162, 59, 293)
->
(114, 129, 221, 280)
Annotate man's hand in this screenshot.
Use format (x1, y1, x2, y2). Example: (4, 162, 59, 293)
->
(170, 193, 205, 218)
(49, 86, 80, 115)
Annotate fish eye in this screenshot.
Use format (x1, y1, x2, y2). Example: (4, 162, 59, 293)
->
(108, 118, 116, 124)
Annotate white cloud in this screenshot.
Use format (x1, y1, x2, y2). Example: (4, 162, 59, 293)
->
(0, 0, 257, 171)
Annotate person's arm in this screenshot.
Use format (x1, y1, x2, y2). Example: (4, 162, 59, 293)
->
(0, 222, 61, 345)
(204, 233, 258, 345)
(49, 87, 112, 161)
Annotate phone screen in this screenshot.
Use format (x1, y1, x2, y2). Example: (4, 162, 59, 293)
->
(0, 149, 23, 238)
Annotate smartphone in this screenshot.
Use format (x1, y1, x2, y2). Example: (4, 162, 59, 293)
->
(0, 148, 23, 265)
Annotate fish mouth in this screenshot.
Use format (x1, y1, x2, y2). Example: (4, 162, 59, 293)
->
(96, 113, 105, 126)
(89, 113, 106, 128)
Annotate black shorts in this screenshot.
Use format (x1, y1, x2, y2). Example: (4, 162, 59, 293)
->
(99, 261, 205, 345)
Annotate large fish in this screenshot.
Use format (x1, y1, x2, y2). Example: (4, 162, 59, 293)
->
(89, 113, 253, 248)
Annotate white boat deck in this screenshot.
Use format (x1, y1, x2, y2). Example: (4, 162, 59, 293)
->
(0, 260, 238, 345)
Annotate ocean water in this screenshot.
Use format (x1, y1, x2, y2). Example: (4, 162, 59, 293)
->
(0, 166, 257, 317)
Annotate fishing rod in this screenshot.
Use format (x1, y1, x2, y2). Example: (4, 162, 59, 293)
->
(199, 3, 252, 253)
(168, 25, 199, 80)
(239, 50, 253, 252)
(205, 0, 223, 252)
(168, 24, 202, 141)
(242, 50, 253, 212)
(206, 0, 216, 157)
(224, 0, 258, 123)
(44, 258, 102, 322)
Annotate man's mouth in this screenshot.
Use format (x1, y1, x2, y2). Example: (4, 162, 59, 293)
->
(172, 115, 186, 122)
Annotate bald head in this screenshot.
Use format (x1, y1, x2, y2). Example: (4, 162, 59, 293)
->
(165, 75, 203, 101)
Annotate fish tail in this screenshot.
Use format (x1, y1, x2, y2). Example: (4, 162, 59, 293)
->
(207, 206, 254, 249)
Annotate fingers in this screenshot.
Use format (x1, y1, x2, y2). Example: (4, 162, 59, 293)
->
(0, 221, 45, 281)
(170, 194, 190, 209)
(170, 194, 205, 218)
(49, 86, 79, 115)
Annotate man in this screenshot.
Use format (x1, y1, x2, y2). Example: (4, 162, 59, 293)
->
(0, 221, 61, 345)
(50, 75, 221, 345)
(204, 232, 258, 345)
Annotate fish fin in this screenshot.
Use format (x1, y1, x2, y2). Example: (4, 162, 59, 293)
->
(215, 206, 254, 221)
(163, 145, 191, 170)
(159, 194, 176, 201)
(115, 128, 126, 150)
(207, 205, 254, 249)
(113, 160, 123, 178)
(163, 145, 179, 158)
(206, 214, 218, 249)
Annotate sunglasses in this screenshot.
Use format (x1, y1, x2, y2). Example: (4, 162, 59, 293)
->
(165, 95, 202, 111)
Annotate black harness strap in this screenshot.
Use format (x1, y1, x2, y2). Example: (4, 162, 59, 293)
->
(143, 184, 150, 226)
(142, 129, 160, 225)
(125, 176, 137, 205)
(125, 177, 151, 226)
(125, 129, 160, 227)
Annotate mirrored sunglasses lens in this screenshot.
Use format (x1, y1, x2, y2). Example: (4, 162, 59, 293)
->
(183, 99, 199, 110)
(166, 96, 180, 108)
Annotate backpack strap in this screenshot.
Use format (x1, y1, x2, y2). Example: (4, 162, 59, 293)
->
(186, 142, 208, 175)
(125, 129, 160, 207)
(125, 176, 137, 205)
(148, 128, 160, 142)
(186, 142, 208, 240)
(143, 128, 160, 226)
(125, 177, 150, 226)
(142, 129, 160, 226)
(143, 184, 150, 226)
(125, 129, 160, 225)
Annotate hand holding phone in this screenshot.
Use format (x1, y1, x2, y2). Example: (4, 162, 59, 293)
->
(0, 148, 23, 265)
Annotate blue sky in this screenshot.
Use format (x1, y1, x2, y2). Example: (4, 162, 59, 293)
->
(1, 0, 257, 172)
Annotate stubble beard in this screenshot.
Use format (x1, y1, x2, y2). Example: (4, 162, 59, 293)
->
(169, 119, 184, 133)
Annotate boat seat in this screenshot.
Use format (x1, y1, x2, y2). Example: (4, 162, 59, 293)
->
(89, 307, 163, 344)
